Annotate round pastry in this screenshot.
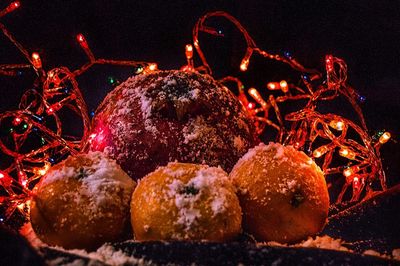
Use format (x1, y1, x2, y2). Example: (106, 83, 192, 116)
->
(230, 142, 329, 243)
(131, 162, 242, 241)
(30, 152, 136, 250)
(87, 70, 258, 180)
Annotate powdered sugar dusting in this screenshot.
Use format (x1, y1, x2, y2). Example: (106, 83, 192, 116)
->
(45, 242, 152, 266)
(164, 164, 231, 233)
(89, 70, 258, 180)
(38, 152, 136, 226)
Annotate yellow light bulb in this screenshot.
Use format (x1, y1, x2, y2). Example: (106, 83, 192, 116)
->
(343, 168, 353, 177)
(330, 120, 344, 131)
(279, 80, 288, 93)
(148, 63, 158, 71)
(313, 145, 329, 158)
(240, 60, 248, 71)
(339, 148, 356, 160)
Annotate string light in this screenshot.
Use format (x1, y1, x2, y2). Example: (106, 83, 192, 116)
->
(0, 7, 156, 224)
(192, 11, 390, 203)
(0, 8, 393, 227)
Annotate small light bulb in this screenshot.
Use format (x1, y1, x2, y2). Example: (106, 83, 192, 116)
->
(77, 34, 85, 43)
(0, 172, 4, 179)
(329, 120, 344, 131)
(76, 33, 89, 49)
(267, 82, 280, 90)
(240, 60, 248, 71)
(248, 88, 267, 107)
(279, 80, 288, 93)
(247, 102, 255, 109)
(313, 145, 329, 158)
(31, 52, 42, 69)
(326, 55, 334, 72)
(148, 63, 158, 71)
(343, 168, 353, 177)
(339, 148, 356, 160)
(379, 132, 391, 144)
(37, 164, 49, 176)
(13, 117, 22, 125)
(185, 44, 193, 59)
(352, 175, 361, 190)
(47, 107, 54, 115)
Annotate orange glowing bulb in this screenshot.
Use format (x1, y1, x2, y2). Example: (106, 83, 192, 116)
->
(185, 44, 193, 59)
(343, 168, 353, 177)
(31, 52, 42, 69)
(339, 148, 356, 160)
(279, 80, 288, 93)
(330, 120, 344, 131)
(379, 132, 391, 144)
(149, 63, 158, 71)
(313, 145, 329, 158)
(267, 82, 279, 90)
(240, 60, 249, 71)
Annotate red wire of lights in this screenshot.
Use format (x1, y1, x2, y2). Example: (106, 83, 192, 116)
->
(0, 4, 392, 224)
(187, 11, 391, 203)
(0, 2, 156, 222)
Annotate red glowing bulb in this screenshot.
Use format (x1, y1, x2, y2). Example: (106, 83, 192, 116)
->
(76, 33, 89, 49)
(13, 1, 20, 8)
(47, 107, 54, 115)
(13, 117, 22, 125)
(77, 33, 85, 43)
(31, 52, 42, 69)
(247, 102, 255, 109)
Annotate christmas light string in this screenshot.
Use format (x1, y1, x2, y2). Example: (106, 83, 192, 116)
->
(188, 11, 391, 202)
(0, 2, 155, 224)
(0, 5, 393, 226)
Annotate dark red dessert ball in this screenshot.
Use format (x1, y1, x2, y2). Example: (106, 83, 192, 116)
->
(87, 70, 258, 180)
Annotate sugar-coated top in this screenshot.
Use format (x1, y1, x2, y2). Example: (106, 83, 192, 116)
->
(89, 70, 258, 180)
(39, 151, 136, 223)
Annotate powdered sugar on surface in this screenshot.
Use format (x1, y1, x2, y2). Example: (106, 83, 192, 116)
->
(45, 242, 153, 266)
(265, 235, 349, 252)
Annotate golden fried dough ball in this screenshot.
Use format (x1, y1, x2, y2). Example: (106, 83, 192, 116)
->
(30, 152, 136, 250)
(230, 142, 329, 243)
(131, 162, 242, 241)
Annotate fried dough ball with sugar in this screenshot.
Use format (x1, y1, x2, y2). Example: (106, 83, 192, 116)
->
(230, 142, 329, 243)
(131, 162, 242, 241)
(30, 152, 136, 250)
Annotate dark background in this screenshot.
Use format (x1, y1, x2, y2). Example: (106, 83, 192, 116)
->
(1, 0, 399, 180)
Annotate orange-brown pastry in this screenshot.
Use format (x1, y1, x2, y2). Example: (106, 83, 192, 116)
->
(131, 162, 242, 241)
(30, 152, 136, 250)
(230, 142, 329, 243)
